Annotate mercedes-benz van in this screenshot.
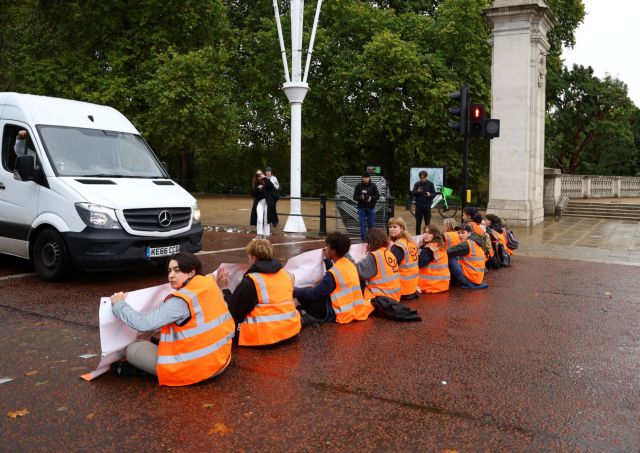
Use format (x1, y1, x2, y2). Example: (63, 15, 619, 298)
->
(0, 93, 202, 280)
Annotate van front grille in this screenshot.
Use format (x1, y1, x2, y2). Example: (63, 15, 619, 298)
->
(123, 207, 191, 232)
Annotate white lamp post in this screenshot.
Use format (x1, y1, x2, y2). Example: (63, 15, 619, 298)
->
(273, 0, 323, 233)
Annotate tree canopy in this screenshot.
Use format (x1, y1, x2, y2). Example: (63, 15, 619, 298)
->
(1, 0, 634, 199)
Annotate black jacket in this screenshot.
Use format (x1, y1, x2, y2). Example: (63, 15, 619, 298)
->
(222, 259, 283, 326)
(411, 180, 436, 208)
(353, 181, 380, 209)
(250, 178, 279, 226)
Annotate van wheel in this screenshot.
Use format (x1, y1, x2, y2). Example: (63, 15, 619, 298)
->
(33, 229, 71, 281)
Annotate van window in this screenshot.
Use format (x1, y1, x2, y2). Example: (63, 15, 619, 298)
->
(37, 126, 166, 178)
(2, 124, 37, 172)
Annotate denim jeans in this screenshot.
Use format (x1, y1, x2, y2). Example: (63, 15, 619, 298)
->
(448, 257, 487, 289)
(358, 208, 376, 240)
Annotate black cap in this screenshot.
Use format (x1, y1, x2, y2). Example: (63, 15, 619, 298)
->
(362, 171, 370, 177)
(454, 224, 473, 233)
(265, 166, 272, 172)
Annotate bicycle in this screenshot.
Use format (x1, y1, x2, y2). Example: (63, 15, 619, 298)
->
(407, 185, 459, 218)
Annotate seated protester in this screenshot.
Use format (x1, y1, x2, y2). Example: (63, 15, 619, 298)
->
(462, 206, 485, 236)
(110, 252, 235, 386)
(388, 217, 419, 300)
(216, 239, 301, 346)
(418, 224, 450, 294)
(355, 227, 401, 302)
(486, 213, 512, 256)
(442, 218, 461, 248)
(446, 224, 488, 290)
(294, 232, 374, 324)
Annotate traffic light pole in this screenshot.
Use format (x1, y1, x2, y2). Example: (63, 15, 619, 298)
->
(462, 134, 469, 223)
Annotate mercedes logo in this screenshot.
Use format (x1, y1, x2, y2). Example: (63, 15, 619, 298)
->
(158, 210, 172, 227)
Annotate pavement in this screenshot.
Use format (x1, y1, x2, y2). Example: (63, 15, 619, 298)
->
(1, 196, 640, 451)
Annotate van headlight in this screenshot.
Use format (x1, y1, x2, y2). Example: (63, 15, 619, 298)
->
(75, 203, 122, 229)
(192, 203, 201, 224)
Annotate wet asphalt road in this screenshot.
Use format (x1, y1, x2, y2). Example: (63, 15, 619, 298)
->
(1, 232, 639, 452)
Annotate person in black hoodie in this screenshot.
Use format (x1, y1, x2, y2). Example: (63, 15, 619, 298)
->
(249, 169, 279, 239)
(353, 172, 380, 241)
(411, 171, 436, 235)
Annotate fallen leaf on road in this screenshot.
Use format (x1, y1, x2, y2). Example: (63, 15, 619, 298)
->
(86, 413, 96, 420)
(7, 409, 29, 419)
(605, 292, 613, 299)
(202, 403, 214, 409)
(53, 360, 68, 364)
(34, 322, 47, 326)
(24, 370, 38, 376)
(56, 406, 68, 412)
(35, 381, 48, 386)
(208, 423, 232, 436)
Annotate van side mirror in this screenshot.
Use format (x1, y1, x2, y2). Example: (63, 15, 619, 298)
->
(14, 155, 35, 181)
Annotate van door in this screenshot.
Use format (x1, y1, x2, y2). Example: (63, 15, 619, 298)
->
(0, 122, 41, 258)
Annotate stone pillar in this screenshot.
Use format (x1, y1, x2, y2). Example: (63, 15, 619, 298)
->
(543, 167, 561, 215)
(484, 1, 556, 226)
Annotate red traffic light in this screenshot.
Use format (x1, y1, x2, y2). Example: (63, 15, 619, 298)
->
(470, 103, 484, 121)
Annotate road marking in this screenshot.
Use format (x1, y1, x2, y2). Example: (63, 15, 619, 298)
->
(0, 272, 37, 281)
(196, 239, 324, 256)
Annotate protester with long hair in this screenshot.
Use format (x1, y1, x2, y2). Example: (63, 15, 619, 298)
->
(388, 217, 419, 300)
(418, 224, 450, 293)
(355, 227, 401, 301)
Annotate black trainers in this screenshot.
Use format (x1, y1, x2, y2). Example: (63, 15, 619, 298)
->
(299, 309, 322, 328)
(110, 361, 152, 377)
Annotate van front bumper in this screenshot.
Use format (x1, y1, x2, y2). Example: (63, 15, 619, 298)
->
(62, 225, 203, 270)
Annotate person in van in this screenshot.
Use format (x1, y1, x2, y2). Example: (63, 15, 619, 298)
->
(293, 231, 374, 324)
(109, 252, 235, 386)
(216, 238, 301, 346)
(418, 224, 450, 294)
(387, 216, 419, 300)
(355, 227, 401, 302)
(446, 224, 488, 289)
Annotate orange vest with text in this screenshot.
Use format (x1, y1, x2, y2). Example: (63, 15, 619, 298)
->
(364, 248, 401, 301)
(443, 231, 461, 248)
(460, 240, 486, 285)
(240, 269, 301, 346)
(418, 243, 450, 293)
(328, 257, 374, 323)
(157, 275, 235, 386)
(394, 237, 419, 296)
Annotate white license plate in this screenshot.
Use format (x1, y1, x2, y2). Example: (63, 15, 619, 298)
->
(145, 245, 180, 259)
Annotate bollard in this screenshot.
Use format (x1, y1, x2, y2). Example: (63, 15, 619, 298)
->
(319, 194, 327, 236)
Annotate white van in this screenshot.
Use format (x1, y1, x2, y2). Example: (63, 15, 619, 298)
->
(0, 93, 202, 280)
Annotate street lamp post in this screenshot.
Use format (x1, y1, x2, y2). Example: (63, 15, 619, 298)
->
(273, 0, 323, 233)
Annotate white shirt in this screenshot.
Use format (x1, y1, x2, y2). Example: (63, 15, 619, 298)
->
(267, 175, 280, 190)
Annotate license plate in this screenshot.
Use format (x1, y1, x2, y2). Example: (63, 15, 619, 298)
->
(145, 245, 180, 259)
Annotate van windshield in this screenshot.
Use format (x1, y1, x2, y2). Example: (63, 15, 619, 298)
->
(37, 126, 167, 178)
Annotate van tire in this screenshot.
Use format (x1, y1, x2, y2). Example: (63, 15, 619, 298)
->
(33, 229, 71, 281)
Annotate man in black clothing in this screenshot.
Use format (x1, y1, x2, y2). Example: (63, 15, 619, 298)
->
(353, 172, 380, 241)
(411, 170, 436, 235)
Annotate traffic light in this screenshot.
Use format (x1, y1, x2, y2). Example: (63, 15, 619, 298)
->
(485, 118, 500, 139)
(468, 103, 485, 137)
(448, 85, 469, 136)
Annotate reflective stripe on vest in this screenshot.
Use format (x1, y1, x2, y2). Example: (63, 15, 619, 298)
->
(240, 270, 301, 346)
(460, 240, 486, 285)
(444, 231, 460, 248)
(418, 245, 450, 293)
(395, 238, 419, 296)
(329, 257, 373, 323)
(364, 249, 401, 301)
(157, 275, 235, 386)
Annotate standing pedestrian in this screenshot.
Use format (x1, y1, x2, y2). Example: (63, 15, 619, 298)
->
(353, 171, 380, 241)
(250, 169, 278, 239)
(411, 171, 436, 235)
(265, 166, 280, 228)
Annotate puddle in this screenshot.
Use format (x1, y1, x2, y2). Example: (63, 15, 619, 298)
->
(204, 225, 253, 234)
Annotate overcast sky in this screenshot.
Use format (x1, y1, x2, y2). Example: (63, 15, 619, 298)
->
(561, 0, 640, 107)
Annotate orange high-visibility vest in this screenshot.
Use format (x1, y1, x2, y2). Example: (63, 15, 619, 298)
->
(157, 275, 235, 387)
(364, 248, 401, 301)
(468, 221, 485, 236)
(239, 269, 301, 346)
(493, 229, 513, 255)
(460, 240, 486, 285)
(443, 231, 461, 248)
(394, 237, 419, 296)
(418, 243, 450, 293)
(328, 257, 374, 323)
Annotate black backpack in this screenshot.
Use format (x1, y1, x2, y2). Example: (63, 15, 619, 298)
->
(504, 227, 519, 250)
(494, 241, 511, 267)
